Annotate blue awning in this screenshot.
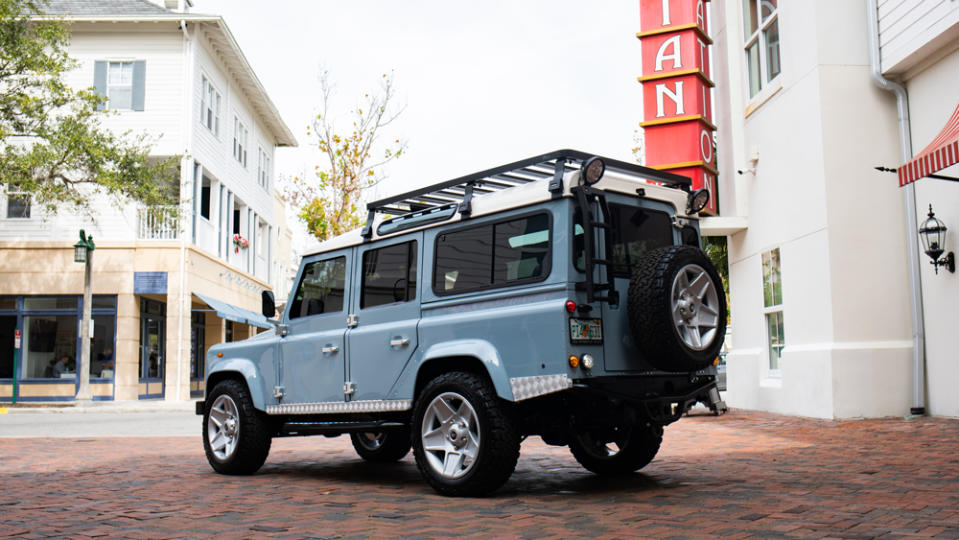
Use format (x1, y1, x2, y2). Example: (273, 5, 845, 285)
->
(194, 293, 271, 329)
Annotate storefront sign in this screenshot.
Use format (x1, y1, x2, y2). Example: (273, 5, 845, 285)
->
(637, 0, 718, 215)
(134, 272, 168, 294)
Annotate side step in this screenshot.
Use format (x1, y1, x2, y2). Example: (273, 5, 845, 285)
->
(279, 420, 407, 436)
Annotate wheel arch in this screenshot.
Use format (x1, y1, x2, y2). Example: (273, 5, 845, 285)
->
(206, 358, 268, 411)
(413, 340, 513, 401)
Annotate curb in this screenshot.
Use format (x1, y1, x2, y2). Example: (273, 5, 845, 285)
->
(0, 400, 198, 414)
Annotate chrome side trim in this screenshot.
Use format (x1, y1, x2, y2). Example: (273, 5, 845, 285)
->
(509, 374, 573, 401)
(266, 399, 412, 415)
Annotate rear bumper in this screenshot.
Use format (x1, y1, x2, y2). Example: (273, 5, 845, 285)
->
(572, 373, 717, 423)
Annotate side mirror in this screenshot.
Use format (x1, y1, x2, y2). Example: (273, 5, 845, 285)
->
(261, 290, 276, 318)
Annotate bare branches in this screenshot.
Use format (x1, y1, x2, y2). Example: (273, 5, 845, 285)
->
(286, 70, 406, 241)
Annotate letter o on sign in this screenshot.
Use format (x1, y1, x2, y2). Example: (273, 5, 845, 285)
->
(700, 129, 713, 164)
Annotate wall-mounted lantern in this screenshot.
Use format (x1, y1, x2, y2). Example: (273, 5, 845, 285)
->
(919, 205, 955, 275)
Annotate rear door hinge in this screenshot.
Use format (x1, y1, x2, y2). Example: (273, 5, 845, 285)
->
(343, 381, 356, 396)
(347, 313, 358, 328)
(273, 386, 285, 399)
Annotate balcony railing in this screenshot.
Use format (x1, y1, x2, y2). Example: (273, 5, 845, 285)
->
(137, 206, 180, 240)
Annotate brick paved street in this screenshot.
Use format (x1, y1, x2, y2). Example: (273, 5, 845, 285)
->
(1, 409, 958, 539)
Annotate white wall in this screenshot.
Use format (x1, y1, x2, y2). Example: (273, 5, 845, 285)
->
(906, 46, 959, 418)
(716, 0, 913, 418)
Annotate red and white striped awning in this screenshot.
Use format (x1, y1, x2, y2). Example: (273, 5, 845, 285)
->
(898, 101, 959, 187)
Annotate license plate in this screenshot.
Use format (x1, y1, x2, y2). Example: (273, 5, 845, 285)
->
(570, 318, 603, 344)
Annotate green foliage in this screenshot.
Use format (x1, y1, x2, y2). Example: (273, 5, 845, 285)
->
(703, 235, 731, 323)
(286, 71, 405, 241)
(0, 0, 178, 216)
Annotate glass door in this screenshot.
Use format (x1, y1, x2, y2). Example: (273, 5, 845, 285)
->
(138, 299, 165, 399)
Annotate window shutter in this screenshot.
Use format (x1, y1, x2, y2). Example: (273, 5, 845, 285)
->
(93, 61, 107, 110)
(132, 60, 146, 111)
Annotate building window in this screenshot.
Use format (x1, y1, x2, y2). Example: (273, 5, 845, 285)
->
(200, 76, 221, 136)
(190, 312, 205, 380)
(200, 177, 211, 220)
(5, 184, 31, 218)
(108, 61, 134, 109)
(233, 117, 248, 167)
(762, 248, 784, 371)
(0, 295, 117, 381)
(743, 0, 780, 98)
(257, 147, 270, 189)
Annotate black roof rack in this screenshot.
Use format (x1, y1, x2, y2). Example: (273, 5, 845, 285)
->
(362, 149, 690, 239)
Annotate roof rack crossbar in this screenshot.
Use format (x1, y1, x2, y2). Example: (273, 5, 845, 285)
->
(363, 149, 691, 237)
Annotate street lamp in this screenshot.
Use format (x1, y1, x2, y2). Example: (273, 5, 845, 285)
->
(918, 205, 955, 275)
(74, 229, 95, 402)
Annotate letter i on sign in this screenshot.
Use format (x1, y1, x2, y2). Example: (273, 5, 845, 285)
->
(662, 0, 671, 25)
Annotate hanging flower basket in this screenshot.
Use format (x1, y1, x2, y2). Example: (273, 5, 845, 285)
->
(232, 233, 250, 254)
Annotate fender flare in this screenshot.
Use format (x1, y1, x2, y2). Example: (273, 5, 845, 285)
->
(206, 358, 268, 411)
(418, 339, 514, 401)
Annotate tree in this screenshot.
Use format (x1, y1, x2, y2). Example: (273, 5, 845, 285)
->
(0, 0, 177, 217)
(286, 71, 405, 241)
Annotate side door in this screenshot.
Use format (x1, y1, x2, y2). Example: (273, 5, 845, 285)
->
(279, 250, 352, 405)
(346, 235, 421, 402)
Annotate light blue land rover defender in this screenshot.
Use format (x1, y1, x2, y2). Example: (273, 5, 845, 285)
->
(196, 150, 727, 496)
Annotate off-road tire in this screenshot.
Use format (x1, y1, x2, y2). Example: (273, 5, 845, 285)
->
(569, 423, 663, 475)
(202, 379, 272, 475)
(628, 245, 727, 372)
(412, 372, 520, 497)
(350, 430, 412, 462)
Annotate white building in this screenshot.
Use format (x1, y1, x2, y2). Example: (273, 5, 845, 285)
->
(703, 0, 959, 418)
(0, 0, 297, 402)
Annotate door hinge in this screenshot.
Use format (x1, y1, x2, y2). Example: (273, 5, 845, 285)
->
(347, 313, 358, 328)
(343, 381, 356, 396)
(273, 386, 285, 399)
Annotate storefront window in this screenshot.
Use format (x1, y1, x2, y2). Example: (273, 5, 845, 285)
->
(91, 314, 116, 378)
(0, 295, 117, 382)
(23, 315, 78, 379)
(24, 296, 77, 311)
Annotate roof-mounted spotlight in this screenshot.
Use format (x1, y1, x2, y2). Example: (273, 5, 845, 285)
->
(582, 156, 606, 185)
(687, 188, 710, 214)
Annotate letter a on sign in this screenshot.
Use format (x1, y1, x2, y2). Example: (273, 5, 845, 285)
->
(655, 35, 682, 71)
(656, 81, 685, 117)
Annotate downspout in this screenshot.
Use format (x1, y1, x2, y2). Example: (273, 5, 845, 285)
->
(865, 0, 925, 415)
(174, 19, 193, 401)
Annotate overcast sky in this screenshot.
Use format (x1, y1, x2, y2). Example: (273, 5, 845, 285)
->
(192, 0, 644, 202)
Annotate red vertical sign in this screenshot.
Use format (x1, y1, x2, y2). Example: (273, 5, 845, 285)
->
(637, 0, 718, 215)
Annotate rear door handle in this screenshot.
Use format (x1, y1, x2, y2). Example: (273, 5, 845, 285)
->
(389, 338, 410, 347)
(321, 345, 339, 354)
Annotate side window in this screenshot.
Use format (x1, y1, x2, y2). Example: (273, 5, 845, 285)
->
(289, 257, 346, 319)
(493, 214, 549, 283)
(434, 213, 550, 295)
(362, 241, 417, 308)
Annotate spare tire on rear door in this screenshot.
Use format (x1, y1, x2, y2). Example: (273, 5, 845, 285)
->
(628, 245, 727, 372)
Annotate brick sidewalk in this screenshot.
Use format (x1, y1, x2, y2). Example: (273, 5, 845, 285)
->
(1, 409, 957, 539)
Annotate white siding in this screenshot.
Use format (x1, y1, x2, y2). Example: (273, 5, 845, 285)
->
(189, 27, 278, 280)
(65, 24, 186, 155)
(878, 0, 959, 75)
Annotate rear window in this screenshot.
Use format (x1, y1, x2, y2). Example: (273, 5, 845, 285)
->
(433, 213, 551, 295)
(574, 204, 673, 276)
